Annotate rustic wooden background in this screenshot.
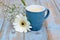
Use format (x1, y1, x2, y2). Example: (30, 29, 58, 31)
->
(0, 0, 60, 40)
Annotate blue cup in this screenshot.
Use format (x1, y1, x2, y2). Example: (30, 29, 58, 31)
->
(26, 5, 50, 31)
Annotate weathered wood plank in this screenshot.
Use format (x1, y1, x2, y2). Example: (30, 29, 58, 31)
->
(25, 25, 48, 40)
(0, 14, 4, 32)
(47, 0, 60, 40)
(37, 0, 53, 40)
(0, 15, 24, 40)
(0, 0, 60, 40)
(25, 0, 35, 6)
(0, 6, 4, 32)
(0, 13, 4, 40)
(53, 0, 60, 12)
(50, 0, 60, 16)
(39, 0, 60, 40)
(40, 0, 60, 40)
(50, 0, 60, 25)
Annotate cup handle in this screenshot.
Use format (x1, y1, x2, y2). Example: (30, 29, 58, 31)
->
(44, 9, 50, 19)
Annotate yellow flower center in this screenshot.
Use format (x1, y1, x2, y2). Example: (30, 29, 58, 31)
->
(20, 20, 26, 27)
(21, 22, 24, 25)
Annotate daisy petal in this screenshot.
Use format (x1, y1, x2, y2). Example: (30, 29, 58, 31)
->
(24, 29, 27, 33)
(13, 24, 20, 28)
(14, 18, 20, 23)
(19, 29, 24, 32)
(29, 26, 32, 28)
(15, 29, 23, 32)
(27, 21, 30, 25)
(13, 23, 18, 25)
(27, 28, 31, 31)
(15, 27, 23, 32)
(13, 26, 17, 28)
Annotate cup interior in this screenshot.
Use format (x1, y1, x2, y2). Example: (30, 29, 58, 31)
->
(26, 5, 46, 12)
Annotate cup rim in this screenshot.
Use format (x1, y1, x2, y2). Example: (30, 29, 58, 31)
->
(26, 5, 46, 12)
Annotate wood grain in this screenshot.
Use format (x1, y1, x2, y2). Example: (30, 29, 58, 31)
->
(0, 0, 60, 40)
(25, 26, 48, 40)
(0, 0, 24, 40)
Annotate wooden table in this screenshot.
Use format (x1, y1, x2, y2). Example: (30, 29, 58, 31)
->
(0, 0, 60, 40)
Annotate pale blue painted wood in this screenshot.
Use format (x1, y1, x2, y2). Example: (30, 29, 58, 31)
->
(47, 15, 60, 40)
(1, 20, 10, 40)
(54, 0, 60, 10)
(0, 0, 60, 40)
(25, 26, 48, 40)
(41, 0, 60, 39)
(0, 7, 4, 31)
(0, 20, 24, 40)
(0, 18, 4, 31)
(25, 0, 35, 6)
(0, 13, 4, 32)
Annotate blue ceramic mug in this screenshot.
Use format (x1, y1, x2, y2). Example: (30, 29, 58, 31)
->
(26, 5, 50, 31)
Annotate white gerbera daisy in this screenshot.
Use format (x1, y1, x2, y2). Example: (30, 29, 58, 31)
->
(13, 14, 32, 33)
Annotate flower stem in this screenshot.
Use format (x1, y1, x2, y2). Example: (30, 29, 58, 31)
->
(21, 0, 26, 6)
